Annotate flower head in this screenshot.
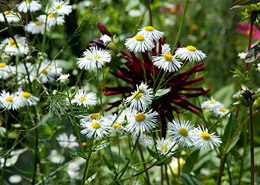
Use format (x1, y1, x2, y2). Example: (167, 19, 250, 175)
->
(71, 89, 97, 108)
(156, 138, 177, 156)
(100, 34, 112, 45)
(38, 13, 65, 27)
(25, 20, 51, 35)
(0, 62, 12, 79)
(47, 0, 72, 16)
(0, 35, 29, 56)
(56, 133, 79, 149)
(37, 59, 62, 83)
(137, 26, 164, 42)
(175, 45, 206, 62)
(125, 34, 155, 52)
(0, 91, 20, 110)
(17, 0, 41, 13)
(201, 97, 222, 112)
(16, 90, 39, 107)
(0, 10, 20, 23)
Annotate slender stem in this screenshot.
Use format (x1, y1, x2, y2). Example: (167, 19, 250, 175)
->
(245, 14, 254, 72)
(165, 165, 170, 185)
(140, 53, 148, 83)
(32, 125, 39, 185)
(160, 166, 164, 185)
(138, 146, 151, 185)
(146, 0, 153, 26)
(117, 134, 121, 171)
(177, 151, 180, 178)
(172, 0, 189, 53)
(248, 98, 254, 185)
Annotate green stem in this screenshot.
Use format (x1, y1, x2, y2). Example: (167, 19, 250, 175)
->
(140, 53, 148, 83)
(248, 99, 254, 185)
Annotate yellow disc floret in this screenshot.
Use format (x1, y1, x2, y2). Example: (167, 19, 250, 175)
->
(90, 113, 101, 120)
(163, 53, 173, 61)
(135, 35, 145, 41)
(201, 132, 211, 140)
(40, 69, 48, 75)
(179, 128, 188, 137)
(186, 45, 196, 51)
(48, 14, 54, 18)
(78, 97, 86, 102)
(94, 55, 101, 60)
(92, 122, 101, 129)
(34, 21, 42, 26)
(113, 124, 121, 130)
(135, 113, 146, 122)
(209, 101, 215, 104)
(55, 5, 61, 9)
(22, 92, 31, 98)
(161, 146, 168, 153)
(4, 11, 11, 15)
(0, 63, 6, 68)
(5, 97, 13, 102)
(145, 26, 154, 31)
(219, 108, 226, 112)
(133, 91, 142, 100)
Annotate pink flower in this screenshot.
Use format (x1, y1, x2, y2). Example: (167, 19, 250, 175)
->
(236, 22, 260, 40)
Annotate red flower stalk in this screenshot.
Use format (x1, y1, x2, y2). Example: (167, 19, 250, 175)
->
(94, 23, 210, 137)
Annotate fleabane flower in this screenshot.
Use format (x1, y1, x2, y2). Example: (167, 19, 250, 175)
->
(71, 89, 97, 108)
(25, 20, 51, 35)
(77, 46, 111, 71)
(175, 45, 206, 62)
(0, 91, 20, 110)
(17, 0, 41, 13)
(137, 26, 164, 41)
(168, 118, 194, 147)
(0, 11, 20, 23)
(201, 97, 222, 112)
(56, 133, 79, 148)
(80, 113, 102, 125)
(47, 0, 73, 16)
(126, 110, 158, 134)
(125, 34, 155, 52)
(103, 114, 125, 134)
(152, 44, 182, 73)
(57, 73, 70, 83)
(80, 117, 111, 139)
(49, 150, 65, 164)
(36, 59, 62, 83)
(156, 138, 177, 156)
(16, 90, 39, 107)
(0, 35, 29, 56)
(190, 126, 222, 151)
(0, 62, 12, 79)
(214, 107, 230, 118)
(125, 82, 153, 111)
(38, 13, 65, 27)
(100, 34, 112, 45)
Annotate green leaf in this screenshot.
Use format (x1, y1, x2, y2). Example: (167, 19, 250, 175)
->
(85, 172, 97, 184)
(182, 150, 200, 172)
(94, 140, 112, 151)
(156, 157, 172, 166)
(70, 151, 86, 159)
(102, 154, 116, 172)
(222, 113, 238, 145)
(245, 42, 260, 63)
(147, 147, 158, 158)
(181, 172, 205, 185)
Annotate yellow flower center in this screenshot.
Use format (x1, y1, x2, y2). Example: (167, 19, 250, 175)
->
(133, 91, 142, 100)
(94, 55, 101, 60)
(55, 5, 61, 9)
(113, 124, 121, 130)
(46, 66, 52, 70)
(90, 113, 101, 120)
(9, 39, 17, 47)
(48, 14, 54, 18)
(201, 132, 211, 140)
(22, 92, 31, 98)
(40, 69, 48, 75)
(219, 108, 226, 112)
(135, 35, 145, 41)
(179, 128, 188, 137)
(92, 122, 101, 129)
(34, 21, 42, 26)
(5, 97, 13, 102)
(186, 45, 196, 51)
(161, 146, 168, 153)
(0, 63, 6, 68)
(144, 26, 154, 31)
(78, 97, 86, 102)
(86, 56, 91, 60)
(135, 113, 146, 122)
(209, 101, 215, 104)
(163, 53, 173, 61)
(4, 11, 11, 15)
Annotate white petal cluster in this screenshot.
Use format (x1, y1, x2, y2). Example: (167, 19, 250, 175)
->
(175, 45, 206, 62)
(71, 89, 97, 108)
(17, 0, 41, 13)
(56, 133, 79, 148)
(125, 34, 154, 52)
(201, 97, 230, 118)
(0, 11, 20, 23)
(0, 35, 29, 56)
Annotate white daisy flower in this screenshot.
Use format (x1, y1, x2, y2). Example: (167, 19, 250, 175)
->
(71, 89, 97, 108)
(125, 34, 155, 52)
(0, 149, 26, 168)
(100, 34, 112, 45)
(77, 46, 111, 71)
(0, 35, 29, 56)
(49, 150, 65, 164)
(156, 138, 177, 156)
(152, 44, 182, 73)
(0, 62, 12, 79)
(117, 107, 137, 123)
(57, 73, 70, 83)
(80, 117, 111, 139)
(0, 11, 20, 23)
(126, 82, 153, 111)
(16, 63, 35, 84)
(38, 13, 65, 27)
(103, 114, 125, 134)
(0, 91, 20, 110)
(201, 97, 223, 112)
(9, 175, 22, 184)
(168, 118, 194, 147)
(17, 0, 41, 13)
(126, 110, 158, 134)
(25, 20, 51, 35)
(174, 45, 206, 62)
(47, 0, 73, 16)
(56, 133, 79, 149)
(190, 126, 222, 151)
(16, 90, 39, 107)
(137, 26, 164, 41)
(36, 59, 62, 83)
(214, 107, 230, 118)
(80, 113, 102, 125)
(66, 157, 85, 179)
